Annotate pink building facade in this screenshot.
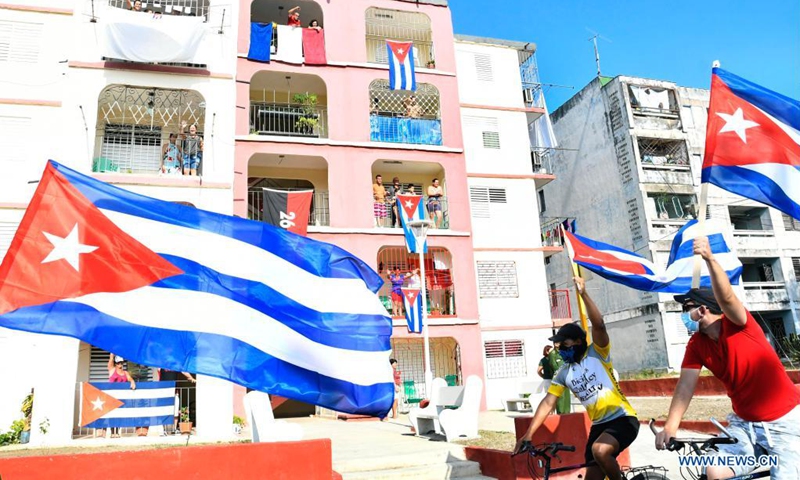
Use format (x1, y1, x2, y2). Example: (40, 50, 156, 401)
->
(235, 0, 486, 410)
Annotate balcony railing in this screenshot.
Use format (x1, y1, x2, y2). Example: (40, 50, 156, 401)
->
(531, 147, 554, 175)
(248, 190, 330, 227)
(370, 114, 442, 146)
(550, 289, 571, 319)
(540, 217, 573, 247)
(250, 103, 328, 138)
(94, 130, 204, 176)
(377, 195, 449, 230)
(107, 0, 211, 20)
(378, 247, 456, 318)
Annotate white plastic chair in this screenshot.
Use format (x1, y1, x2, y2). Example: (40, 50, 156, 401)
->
(408, 377, 447, 435)
(438, 375, 483, 442)
(243, 391, 303, 442)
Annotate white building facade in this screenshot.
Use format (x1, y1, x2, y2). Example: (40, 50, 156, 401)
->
(543, 75, 800, 373)
(454, 36, 567, 409)
(0, 0, 238, 444)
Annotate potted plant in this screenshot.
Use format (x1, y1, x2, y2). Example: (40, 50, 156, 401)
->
(179, 407, 193, 434)
(293, 92, 320, 136)
(232, 415, 244, 435)
(426, 57, 436, 69)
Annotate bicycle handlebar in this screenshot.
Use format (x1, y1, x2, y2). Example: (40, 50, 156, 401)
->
(648, 418, 737, 454)
(513, 441, 576, 457)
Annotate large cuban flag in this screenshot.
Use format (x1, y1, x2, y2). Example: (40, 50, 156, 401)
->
(401, 288, 423, 333)
(0, 161, 394, 416)
(397, 194, 427, 253)
(564, 219, 742, 293)
(80, 381, 176, 428)
(702, 67, 800, 220)
(386, 40, 416, 91)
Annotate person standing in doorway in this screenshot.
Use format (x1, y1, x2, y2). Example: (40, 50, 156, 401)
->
(373, 174, 387, 227)
(389, 177, 404, 227)
(427, 178, 444, 229)
(106, 353, 136, 438)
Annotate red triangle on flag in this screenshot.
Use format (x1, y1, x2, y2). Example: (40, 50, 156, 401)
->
(0, 163, 183, 315)
(387, 40, 413, 65)
(80, 382, 124, 427)
(397, 194, 422, 221)
(401, 288, 420, 305)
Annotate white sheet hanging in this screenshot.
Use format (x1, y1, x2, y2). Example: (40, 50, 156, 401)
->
(102, 9, 206, 64)
(274, 25, 304, 64)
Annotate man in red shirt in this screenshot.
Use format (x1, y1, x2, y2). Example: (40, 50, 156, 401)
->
(655, 236, 800, 479)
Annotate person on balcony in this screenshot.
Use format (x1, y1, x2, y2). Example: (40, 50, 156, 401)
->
(161, 133, 183, 175)
(404, 95, 422, 119)
(287, 6, 301, 27)
(388, 177, 404, 227)
(426, 178, 444, 229)
(126, 0, 143, 11)
(180, 121, 203, 176)
(388, 268, 406, 317)
(308, 19, 322, 31)
(407, 268, 421, 289)
(373, 174, 387, 227)
(106, 353, 136, 439)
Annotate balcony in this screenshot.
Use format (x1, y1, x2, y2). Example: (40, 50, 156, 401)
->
(250, 72, 328, 139)
(101, 1, 211, 67)
(369, 80, 442, 146)
(628, 85, 681, 130)
(539, 217, 572, 258)
(531, 147, 555, 189)
(93, 85, 206, 175)
(637, 137, 692, 184)
(550, 289, 572, 327)
(372, 160, 448, 229)
(743, 283, 790, 311)
(365, 7, 434, 67)
(248, 189, 330, 227)
(378, 247, 457, 318)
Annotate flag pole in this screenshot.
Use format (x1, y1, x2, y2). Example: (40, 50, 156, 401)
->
(692, 61, 719, 289)
(561, 225, 590, 340)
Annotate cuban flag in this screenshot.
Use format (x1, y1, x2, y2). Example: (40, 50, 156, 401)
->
(564, 219, 742, 293)
(79, 381, 176, 428)
(397, 194, 427, 253)
(0, 161, 394, 416)
(387, 40, 416, 91)
(702, 68, 800, 220)
(401, 288, 423, 333)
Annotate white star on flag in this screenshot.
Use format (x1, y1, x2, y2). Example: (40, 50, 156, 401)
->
(42, 224, 99, 272)
(717, 108, 759, 143)
(91, 396, 105, 411)
(398, 48, 405, 54)
(405, 200, 413, 208)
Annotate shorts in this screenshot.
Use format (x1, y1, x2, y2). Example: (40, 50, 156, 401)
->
(374, 202, 387, 218)
(705, 406, 800, 479)
(391, 291, 403, 302)
(183, 153, 200, 170)
(584, 415, 640, 464)
(427, 200, 442, 212)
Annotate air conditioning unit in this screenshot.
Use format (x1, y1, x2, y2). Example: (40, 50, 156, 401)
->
(523, 89, 534, 105)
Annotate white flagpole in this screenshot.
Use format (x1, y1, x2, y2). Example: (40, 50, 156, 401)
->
(418, 247, 432, 396)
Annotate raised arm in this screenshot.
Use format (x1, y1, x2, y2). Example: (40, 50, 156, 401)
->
(655, 368, 700, 449)
(694, 236, 747, 325)
(574, 277, 609, 348)
(288, 6, 300, 13)
(107, 353, 115, 372)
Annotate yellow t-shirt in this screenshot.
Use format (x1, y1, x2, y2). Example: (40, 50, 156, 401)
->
(547, 342, 636, 424)
(373, 183, 386, 202)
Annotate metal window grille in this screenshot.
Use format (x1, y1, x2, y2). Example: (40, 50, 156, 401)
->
(247, 189, 330, 227)
(469, 186, 506, 219)
(106, 0, 211, 20)
(638, 138, 689, 167)
(793, 258, 800, 282)
(476, 261, 518, 298)
(473, 53, 493, 82)
(377, 247, 456, 317)
(0, 20, 42, 64)
(549, 289, 571, 319)
(649, 194, 696, 220)
(482, 131, 500, 149)
(100, 124, 162, 174)
(365, 7, 433, 66)
(391, 337, 461, 400)
(369, 80, 440, 119)
(783, 214, 800, 232)
(0, 116, 31, 163)
(484, 340, 526, 379)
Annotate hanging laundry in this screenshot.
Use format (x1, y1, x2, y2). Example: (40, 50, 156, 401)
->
(247, 22, 273, 62)
(275, 25, 304, 64)
(302, 28, 327, 65)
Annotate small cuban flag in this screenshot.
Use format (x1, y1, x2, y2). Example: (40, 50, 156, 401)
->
(397, 194, 427, 253)
(402, 288, 423, 333)
(80, 381, 177, 428)
(386, 40, 416, 91)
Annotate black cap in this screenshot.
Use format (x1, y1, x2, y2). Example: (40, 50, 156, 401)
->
(549, 323, 586, 343)
(674, 288, 722, 314)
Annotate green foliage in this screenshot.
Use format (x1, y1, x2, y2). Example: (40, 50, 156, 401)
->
(0, 420, 25, 446)
(292, 93, 320, 134)
(779, 333, 800, 364)
(21, 393, 33, 432)
(232, 415, 245, 426)
(38, 418, 49, 435)
(180, 407, 191, 423)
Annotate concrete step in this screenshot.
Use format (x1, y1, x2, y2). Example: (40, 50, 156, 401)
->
(335, 449, 467, 473)
(341, 460, 487, 480)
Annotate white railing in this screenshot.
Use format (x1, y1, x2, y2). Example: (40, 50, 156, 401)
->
(107, 0, 211, 20)
(531, 147, 554, 175)
(733, 230, 775, 238)
(250, 103, 328, 138)
(743, 282, 785, 290)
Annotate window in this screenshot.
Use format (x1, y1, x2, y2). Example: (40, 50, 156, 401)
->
(107, 0, 211, 19)
(681, 106, 695, 129)
(469, 186, 507, 219)
(365, 8, 433, 66)
(628, 85, 678, 115)
(477, 261, 518, 298)
(648, 194, 696, 220)
(783, 214, 800, 232)
(484, 340, 526, 379)
(482, 131, 500, 149)
(0, 116, 31, 163)
(473, 53, 493, 82)
(0, 20, 42, 64)
(638, 137, 689, 167)
(464, 116, 500, 149)
(792, 258, 800, 282)
(88, 346, 153, 382)
(538, 190, 546, 213)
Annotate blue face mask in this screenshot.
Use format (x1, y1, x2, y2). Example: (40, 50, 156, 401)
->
(558, 344, 586, 363)
(681, 312, 699, 334)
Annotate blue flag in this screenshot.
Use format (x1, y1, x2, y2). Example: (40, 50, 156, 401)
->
(248, 22, 273, 63)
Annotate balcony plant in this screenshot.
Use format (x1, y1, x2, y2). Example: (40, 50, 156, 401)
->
(233, 415, 245, 434)
(426, 56, 436, 69)
(179, 407, 193, 434)
(293, 92, 320, 136)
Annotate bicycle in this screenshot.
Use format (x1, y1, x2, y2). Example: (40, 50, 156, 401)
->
(513, 440, 669, 479)
(648, 419, 771, 480)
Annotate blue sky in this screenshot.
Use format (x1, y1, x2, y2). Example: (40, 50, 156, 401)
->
(450, 1, 800, 110)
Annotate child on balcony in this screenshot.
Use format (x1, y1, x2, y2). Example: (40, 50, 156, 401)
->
(180, 121, 203, 176)
(161, 133, 183, 175)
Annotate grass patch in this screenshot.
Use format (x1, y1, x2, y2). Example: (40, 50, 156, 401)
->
(454, 430, 516, 452)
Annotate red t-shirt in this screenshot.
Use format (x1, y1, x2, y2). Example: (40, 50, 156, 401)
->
(287, 16, 301, 26)
(682, 310, 800, 422)
(393, 369, 401, 386)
